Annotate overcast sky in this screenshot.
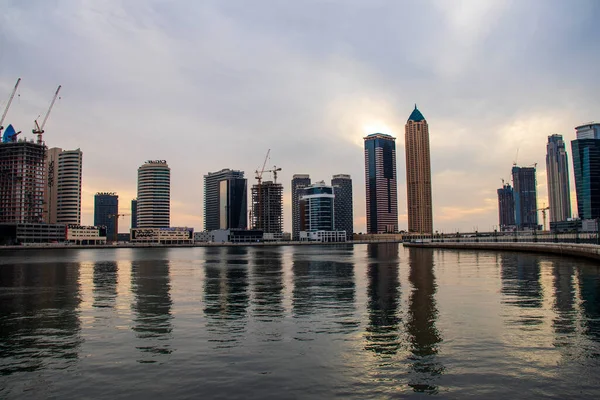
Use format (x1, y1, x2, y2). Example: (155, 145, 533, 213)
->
(1, 0, 599, 233)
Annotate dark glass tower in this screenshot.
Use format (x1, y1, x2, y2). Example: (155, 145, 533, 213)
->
(332, 174, 353, 240)
(364, 133, 398, 233)
(204, 169, 247, 231)
(572, 123, 600, 220)
(131, 199, 138, 229)
(497, 183, 515, 231)
(291, 174, 311, 240)
(512, 166, 538, 229)
(94, 192, 118, 240)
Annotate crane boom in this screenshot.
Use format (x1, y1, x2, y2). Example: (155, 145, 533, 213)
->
(40, 85, 61, 130)
(0, 78, 22, 132)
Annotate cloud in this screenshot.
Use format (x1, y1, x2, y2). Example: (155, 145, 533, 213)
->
(1, 0, 599, 233)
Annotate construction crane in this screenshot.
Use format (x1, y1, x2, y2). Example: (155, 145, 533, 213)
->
(263, 165, 282, 183)
(255, 149, 270, 185)
(537, 204, 550, 231)
(32, 85, 61, 144)
(108, 213, 131, 243)
(0, 78, 22, 139)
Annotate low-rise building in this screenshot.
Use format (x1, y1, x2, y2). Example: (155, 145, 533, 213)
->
(130, 227, 194, 244)
(194, 231, 211, 242)
(66, 225, 107, 245)
(0, 223, 66, 245)
(299, 230, 347, 242)
(210, 229, 263, 243)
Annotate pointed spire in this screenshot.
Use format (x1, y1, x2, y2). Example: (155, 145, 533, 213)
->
(408, 104, 425, 122)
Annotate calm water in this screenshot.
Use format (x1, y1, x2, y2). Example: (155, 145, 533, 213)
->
(1, 244, 599, 399)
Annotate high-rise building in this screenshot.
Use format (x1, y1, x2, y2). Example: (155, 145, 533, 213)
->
(571, 123, 600, 220)
(251, 181, 283, 233)
(364, 133, 398, 234)
(55, 149, 83, 224)
(497, 183, 515, 231)
(0, 135, 46, 223)
(203, 169, 247, 231)
(44, 147, 83, 224)
(94, 192, 118, 241)
(131, 199, 138, 229)
(300, 181, 335, 232)
(291, 174, 311, 240)
(512, 166, 538, 229)
(546, 134, 571, 223)
(405, 105, 433, 234)
(137, 160, 170, 228)
(331, 174, 353, 240)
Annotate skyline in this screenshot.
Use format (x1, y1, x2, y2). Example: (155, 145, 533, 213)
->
(2, 0, 600, 233)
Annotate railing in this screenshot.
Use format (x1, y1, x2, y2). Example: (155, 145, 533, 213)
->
(415, 231, 600, 245)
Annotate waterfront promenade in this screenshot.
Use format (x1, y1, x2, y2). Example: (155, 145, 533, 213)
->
(404, 237, 600, 261)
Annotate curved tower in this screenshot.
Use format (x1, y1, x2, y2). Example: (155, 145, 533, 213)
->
(137, 160, 170, 228)
(405, 105, 433, 233)
(56, 149, 83, 224)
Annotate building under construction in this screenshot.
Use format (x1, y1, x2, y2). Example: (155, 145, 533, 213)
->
(0, 138, 46, 223)
(251, 180, 283, 233)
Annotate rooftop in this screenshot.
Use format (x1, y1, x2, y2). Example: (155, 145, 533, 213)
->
(407, 104, 425, 122)
(364, 133, 396, 140)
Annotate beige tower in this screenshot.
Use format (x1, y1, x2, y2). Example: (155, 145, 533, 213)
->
(405, 105, 433, 233)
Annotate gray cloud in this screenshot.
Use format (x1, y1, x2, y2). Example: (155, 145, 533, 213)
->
(1, 0, 599, 232)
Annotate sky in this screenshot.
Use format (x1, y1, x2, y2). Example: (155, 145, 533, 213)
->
(1, 0, 599, 233)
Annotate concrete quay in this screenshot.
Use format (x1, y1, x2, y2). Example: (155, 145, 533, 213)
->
(0, 239, 402, 251)
(403, 241, 600, 261)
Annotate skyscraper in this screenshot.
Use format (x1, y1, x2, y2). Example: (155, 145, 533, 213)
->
(300, 181, 335, 232)
(571, 123, 600, 220)
(546, 134, 571, 223)
(251, 181, 283, 233)
(55, 149, 83, 224)
(94, 192, 118, 241)
(203, 169, 247, 231)
(364, 133, 398, 234)
(137, 160, 170, 228)
(497, 182, 515, 231)
(331, 174, 353, 240)
(131, 199, 138, 229)
(512, 166, 538, 229)
(0, 135, 46, 223)
(405, 105, 433, 234)
(291, 174, 311, 240)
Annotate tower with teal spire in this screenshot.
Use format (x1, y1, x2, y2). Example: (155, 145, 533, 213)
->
(405, 104, 433, 233)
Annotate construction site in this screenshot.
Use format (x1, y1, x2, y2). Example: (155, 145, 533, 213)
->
(251, 150, 283, 234)
(0, 78, 62, 224)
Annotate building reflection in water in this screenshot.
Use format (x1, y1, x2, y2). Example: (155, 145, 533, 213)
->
(552, 261, 576, 338)
(203, 247, 250, 347)
(405, 248, 443, 394)
(578, 265, 600, 342)
(130, 253, 173, 363)
(364, 243, 401, 356)
(291, 246, 356, 334)
(0, 262, 82, 375)
(500, 253, 543, 326)
(252, 247, 284, 321)
(93, 261, 118, 309)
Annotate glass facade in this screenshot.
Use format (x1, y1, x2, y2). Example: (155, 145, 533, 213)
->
(571, 139, 600, 220)
(332, 174, 353, 240)
(131, 199, 137, 229)
(291, 175, 311, 240)
(203, 169, 246, 231)
(94, 193, 118, 240)
(512, 166, 538, 229)
(364, 133, 398, 234)
(300, 183, 335, 232)
(497, 184, 515, 230)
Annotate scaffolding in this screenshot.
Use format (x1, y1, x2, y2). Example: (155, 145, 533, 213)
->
(251, 181, 283, 233)
(0, 140, 46, 223)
